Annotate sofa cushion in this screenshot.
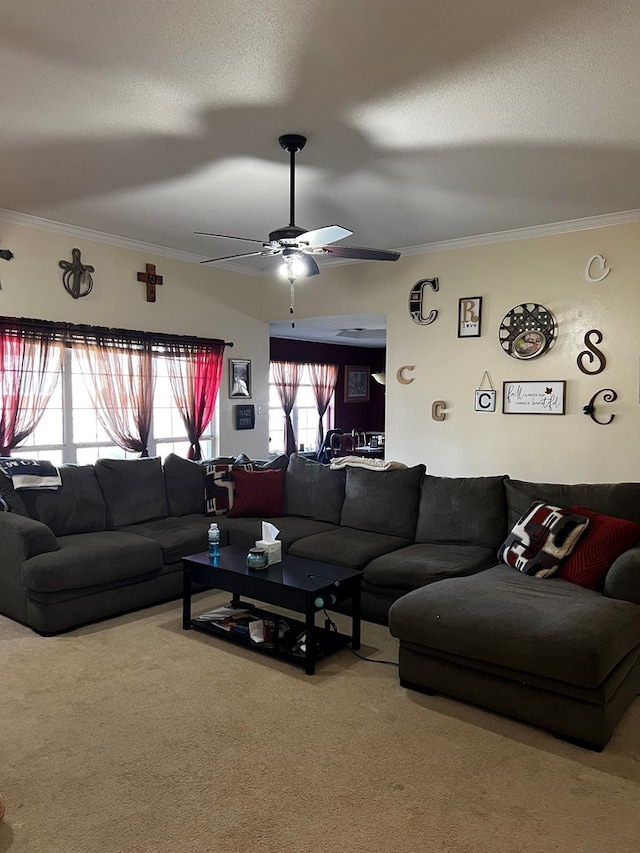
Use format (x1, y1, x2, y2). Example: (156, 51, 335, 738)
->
(288, 526, 411, 570)
(163, 453, 204, 516)
(256, 454, 289, 471)
(364, 542, 497, 591)
(223, 516, 338, 551)
(20, 465, 107, 536)
(560, 506, 640, 590)
(284, 453, 346, 525)
(227, 468, 285, 518)
(0, 470, 28, 516)
(20, 531, 163, 592)
(415, 474, 507, 548)
(388, 565, 640, 689)
(94, 457, 168, 529)
(505, 479, 640, 528)
(340, 464, 426, 539)
(498, 500, 589, 578)
(120, 516, 214, 565)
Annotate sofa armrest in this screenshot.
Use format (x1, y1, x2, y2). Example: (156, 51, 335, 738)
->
(603, 545, 640, 605)
(0, 512, 59, 565)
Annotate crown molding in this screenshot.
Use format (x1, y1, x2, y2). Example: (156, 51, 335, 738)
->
(2, 206, 640, 273)
(397, 208, 640, 256)
(0, 208, 263, 277)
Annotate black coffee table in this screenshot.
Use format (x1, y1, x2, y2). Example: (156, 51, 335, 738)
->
(182, 546, 362, 674)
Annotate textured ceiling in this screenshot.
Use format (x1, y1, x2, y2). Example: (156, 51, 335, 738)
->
(270, 313, 387, 348)
(2, 0, 640, 278)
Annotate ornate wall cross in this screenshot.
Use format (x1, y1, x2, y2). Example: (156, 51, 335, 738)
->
(59, 248, 94, 299)
(137, 263, 163, 302)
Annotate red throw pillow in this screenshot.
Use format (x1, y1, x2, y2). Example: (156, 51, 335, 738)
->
(560, 506, 640, 590)
(227, 467, 285, 518)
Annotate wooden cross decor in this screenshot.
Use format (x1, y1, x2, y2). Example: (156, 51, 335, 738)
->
(137, 263, 163, 302)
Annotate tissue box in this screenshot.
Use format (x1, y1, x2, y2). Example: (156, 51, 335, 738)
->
(255, 539, 282, 565)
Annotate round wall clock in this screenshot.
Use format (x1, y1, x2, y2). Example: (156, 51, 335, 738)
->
(499, 303, 556, 359)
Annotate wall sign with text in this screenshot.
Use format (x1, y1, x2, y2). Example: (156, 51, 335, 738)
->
(502, 381, 566, 415)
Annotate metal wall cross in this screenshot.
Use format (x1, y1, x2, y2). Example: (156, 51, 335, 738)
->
(137, 263, 163, 302)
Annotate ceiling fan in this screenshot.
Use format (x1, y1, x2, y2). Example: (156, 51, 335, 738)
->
(195, 133, 401, 280)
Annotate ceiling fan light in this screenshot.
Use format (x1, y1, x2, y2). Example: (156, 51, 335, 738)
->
(279, 252, 308, 279)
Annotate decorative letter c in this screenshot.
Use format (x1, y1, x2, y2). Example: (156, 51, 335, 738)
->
(432, 400, 447, 421)
(585, 254, 611, 283)
(397, 365, 415, 385)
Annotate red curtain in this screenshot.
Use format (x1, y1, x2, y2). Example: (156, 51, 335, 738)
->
(309, 363, 338, 450)
(75, 335, 154, 456)
(271, 361, 302, 455)
(0, 324, 65, 455)
(164, 342, 225, 460)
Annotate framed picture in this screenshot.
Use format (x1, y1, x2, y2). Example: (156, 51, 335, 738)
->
(458, 296, 482, 337)
(229, 359, 251, 398)
(502, 381, 566, 415)
(344, 365, 370, 403)
(234, 404, 255, 430)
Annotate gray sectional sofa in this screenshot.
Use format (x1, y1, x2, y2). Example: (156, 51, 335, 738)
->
(2, 451, 640, 748)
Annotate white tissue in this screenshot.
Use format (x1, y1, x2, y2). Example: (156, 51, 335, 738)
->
(261, 521, 280, 543)
(256, 522, 282, 564)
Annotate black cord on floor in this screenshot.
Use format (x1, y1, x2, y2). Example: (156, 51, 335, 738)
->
(322, 609, 399, 667)
(348, 647, 399, 667)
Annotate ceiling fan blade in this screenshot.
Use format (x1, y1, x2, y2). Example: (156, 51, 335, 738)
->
(299, 225, 353, 247)
(194, 232, 264, 245)
(200, 251, 264, 265)
(322, 245, 401, 261)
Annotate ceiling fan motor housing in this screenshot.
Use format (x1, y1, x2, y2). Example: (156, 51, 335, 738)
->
(279, 134, 306, 153)
(268, 224, 307, 242)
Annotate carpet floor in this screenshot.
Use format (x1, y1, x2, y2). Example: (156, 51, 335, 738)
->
(1, 593, 640, 853)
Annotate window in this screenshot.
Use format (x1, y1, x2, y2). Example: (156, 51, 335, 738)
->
(4, 319, 223, 464)
(268, 363, 333, 455)
(11, 349, 217, 464)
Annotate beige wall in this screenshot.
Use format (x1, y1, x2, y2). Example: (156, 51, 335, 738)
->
(0, 221, 271, 459)
(264, 221, 640, 483)
(4, 217, 640, 481)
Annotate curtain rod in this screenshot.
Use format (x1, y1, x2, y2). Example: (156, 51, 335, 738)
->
(0, 316, 233, 348)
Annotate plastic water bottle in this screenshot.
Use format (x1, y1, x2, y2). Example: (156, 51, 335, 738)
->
(208, 523, 220, 560)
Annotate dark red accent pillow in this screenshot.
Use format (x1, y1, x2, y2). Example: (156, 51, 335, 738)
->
(227, 467, 285, 518)
(560, 506, 640, 589)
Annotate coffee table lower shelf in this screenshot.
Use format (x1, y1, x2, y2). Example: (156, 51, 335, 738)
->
(189, 604, 352, 670)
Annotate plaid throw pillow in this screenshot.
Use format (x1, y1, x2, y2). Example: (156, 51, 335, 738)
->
(204, 463, 253, 516)
(498, 500, 589, 578)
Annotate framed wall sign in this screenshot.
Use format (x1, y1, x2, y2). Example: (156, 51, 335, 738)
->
(502, 381, 566, 415)
(458, 296, 482, 337)
(344, 365, 370, 403)
(229, 359, 251, 398)
(234, 404, 255, 430)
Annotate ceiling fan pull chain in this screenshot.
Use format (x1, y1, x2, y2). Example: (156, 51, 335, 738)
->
(289, 279, 296, 327)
